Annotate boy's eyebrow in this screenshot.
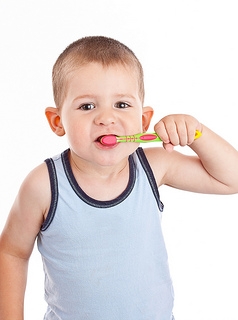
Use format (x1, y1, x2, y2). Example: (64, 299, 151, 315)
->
(114, 93, 138, 100)
(71, 94, 98, 104)
(73, 94, 96, 101)
(72, 93, 138, 102)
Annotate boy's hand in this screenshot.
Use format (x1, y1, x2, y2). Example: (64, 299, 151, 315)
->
(154, 114, 202, 152)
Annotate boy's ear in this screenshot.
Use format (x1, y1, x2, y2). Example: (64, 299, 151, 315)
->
(142, 106, 154, 132)
(45, 107, 65, 136)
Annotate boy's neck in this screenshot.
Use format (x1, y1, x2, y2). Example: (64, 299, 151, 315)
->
(69, 151, 130, 201)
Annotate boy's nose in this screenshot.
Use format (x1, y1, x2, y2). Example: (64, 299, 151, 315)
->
(94, 109, 116, 126)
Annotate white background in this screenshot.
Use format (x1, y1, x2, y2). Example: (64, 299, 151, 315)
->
(0, 1, 237, 319)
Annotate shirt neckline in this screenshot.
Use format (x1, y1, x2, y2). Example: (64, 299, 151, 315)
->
(61, 149, 136, 208)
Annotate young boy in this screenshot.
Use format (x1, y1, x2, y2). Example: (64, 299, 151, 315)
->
(0, 36, 238, 320)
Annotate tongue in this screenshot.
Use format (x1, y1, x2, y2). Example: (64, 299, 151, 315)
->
(100, 135, 117, 146)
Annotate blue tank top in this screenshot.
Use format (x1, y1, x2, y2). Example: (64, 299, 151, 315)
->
(37, 148, 174, 320)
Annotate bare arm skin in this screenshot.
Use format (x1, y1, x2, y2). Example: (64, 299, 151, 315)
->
(0, 163, 50, 319)
(146, 115, 238, 194)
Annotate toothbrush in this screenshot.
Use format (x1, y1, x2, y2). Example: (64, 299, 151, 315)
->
(100, 130, 202, 146)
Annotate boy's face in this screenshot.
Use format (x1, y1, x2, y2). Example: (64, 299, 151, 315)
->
(47, 62, 153, 167)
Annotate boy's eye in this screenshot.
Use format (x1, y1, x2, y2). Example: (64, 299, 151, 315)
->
(115, 102, 130, 109)
(79, 103, 95, 111)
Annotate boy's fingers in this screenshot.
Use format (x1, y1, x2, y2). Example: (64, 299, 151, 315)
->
(155, 117, 201, 147)
(163, 142, 174, 152)
(154, 121, 170, 143)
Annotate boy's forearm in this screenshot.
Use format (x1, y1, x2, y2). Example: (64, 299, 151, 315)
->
(0, 251, 28, 320)
(190, 125, 238, 193)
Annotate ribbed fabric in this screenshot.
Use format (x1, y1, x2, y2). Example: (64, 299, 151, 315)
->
(37, 148, 174, 319)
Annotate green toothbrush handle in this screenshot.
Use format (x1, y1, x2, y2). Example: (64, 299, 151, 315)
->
(118, 130, 201, 143)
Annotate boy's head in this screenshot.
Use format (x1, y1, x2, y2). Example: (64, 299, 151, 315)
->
(52, 36, 145, 108)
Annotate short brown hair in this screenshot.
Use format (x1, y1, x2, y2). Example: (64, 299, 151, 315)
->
(52, 36, 145, 108)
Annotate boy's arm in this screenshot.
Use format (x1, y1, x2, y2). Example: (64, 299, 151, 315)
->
(0, 163, 50, 319)
(0, 247, 29, 319)
(189, 124, 238, 193)
(146, 114, 238, 194)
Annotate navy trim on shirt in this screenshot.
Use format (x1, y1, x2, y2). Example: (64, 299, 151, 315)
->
(136, 148, 164, 212)
(61, 149, 136, 208)
(42, 147, 163, 231)
(41, 158, 59, 231)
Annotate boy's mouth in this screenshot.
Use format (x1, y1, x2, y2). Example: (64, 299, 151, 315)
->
(96, 134, 117, 146)
(96, 135, 105, 143)
(96, 135, 106, 144)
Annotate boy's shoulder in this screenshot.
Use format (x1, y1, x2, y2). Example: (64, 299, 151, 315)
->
(17, 162, 51, 221)
(143, 146, 191, 188)
(0, 162, 51, 258)
(23, 162, 50, 191)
